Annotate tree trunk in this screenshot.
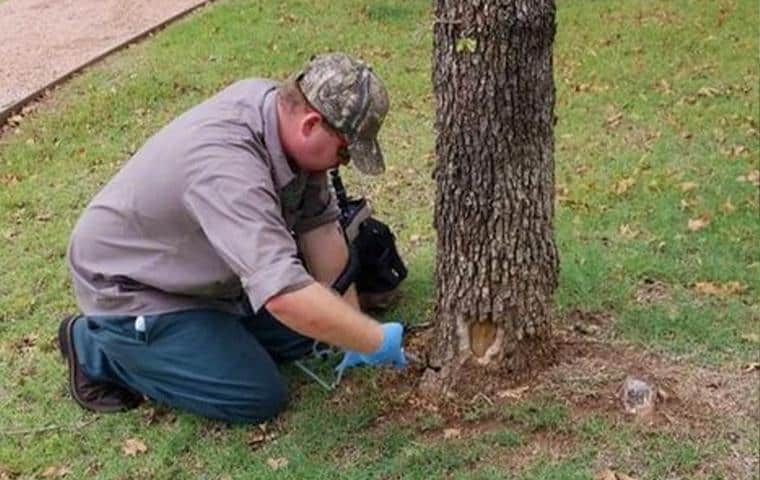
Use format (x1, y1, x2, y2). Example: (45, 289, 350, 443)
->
(430, 0, 559, 383)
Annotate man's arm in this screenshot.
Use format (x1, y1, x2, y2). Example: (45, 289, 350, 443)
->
(276, 220, 378, 353)
(297, 221, 360, 309)
(265, 281, 383, 354)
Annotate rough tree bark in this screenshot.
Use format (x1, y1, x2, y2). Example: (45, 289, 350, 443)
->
(429, 0, 559, 384)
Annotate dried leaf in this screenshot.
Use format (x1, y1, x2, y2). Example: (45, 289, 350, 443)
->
(40, 465, 71, 478)
(443, 428, 461, 439)
(595, 469, 617, 480)
(728, 145, 747, 156)
(743, 169, 759, 186)
(606, 112, 623, 129)
(0, 174, 21, 186)
(14, 333, 38, 355)
(122, 437, 148, 456)
(574, 323, 600, 335)
(742, 363, 759, 373)
(736, 169, 760, 186)
(2, 228, 18, 241)
(266, 457, 288, 470)
(694, 281, 747, 297)
(618, 224, 639, 239)
(741, 333, 759, 343)
(687, 215, 710, 232)
(722, 200, 736, 213)
(596, 468, 638, 480)
(247, 424, 277, 449)
(679, 181, 698, 192)
(556, 183, 570, 203)
(614, 177, 635, 195)
(573, 83, 591, 93)
(697, 86, 721, 97)
(658, 79, 673, 94)
(496, 385, 529, 399)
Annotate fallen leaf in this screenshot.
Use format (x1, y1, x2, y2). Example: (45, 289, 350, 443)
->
(679, 181, 698, 192)
(742, 363, 759, 373)
(0, 466, 15, 480)
(596, 470, 616, 480)
(247, 424, 277, 449)
(635, 279, 671, 304)
(596, 468, 638, 480)
(728, 145, 747, 156)
(741, 333, 759, 343)
(606, 112, 623, 129)
(15, 333, 38, 354)
(618, 224, 639, 239)
(736, 169, 760, 186)
(574, 323, 600, 335)
(266, 457, 288, 470)
(0, 174, 21, 186)
(122, 437, 148, 456)
(2, 228, 18, 241)
(697, 86, 721, 97)
(687, 215, 710, 232)
(722, 200, 736, 213)
(556, 183, 570, 202)
(657, 79, 673, 94)
(694, 281, 748, 297)
(410, 234, 421, 244)
(614, 177, 635, 195)
(573, 83, 591, 93)
(496, 385, 529, 400)
(41, 465, 71, 478)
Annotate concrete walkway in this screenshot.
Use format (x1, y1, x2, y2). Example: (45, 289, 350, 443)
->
(0, 0, 210, 122)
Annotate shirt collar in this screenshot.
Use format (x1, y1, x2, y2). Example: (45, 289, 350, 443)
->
(262, 87, 297, 190)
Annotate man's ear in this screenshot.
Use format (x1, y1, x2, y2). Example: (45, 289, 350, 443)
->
(301, 111, 322, 138)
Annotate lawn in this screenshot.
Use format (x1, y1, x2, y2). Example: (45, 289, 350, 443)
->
(0, 0, 757, 478)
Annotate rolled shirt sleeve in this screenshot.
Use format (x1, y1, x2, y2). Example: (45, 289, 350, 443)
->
(182, 149, 314, 312)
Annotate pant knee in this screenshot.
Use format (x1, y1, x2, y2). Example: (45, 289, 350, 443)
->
(225, 380, 289, 425)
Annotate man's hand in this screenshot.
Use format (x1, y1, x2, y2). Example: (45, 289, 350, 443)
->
(335, 322, 407, 372)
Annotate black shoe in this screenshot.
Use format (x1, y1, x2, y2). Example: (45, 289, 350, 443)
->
(58, 315, 143, 412)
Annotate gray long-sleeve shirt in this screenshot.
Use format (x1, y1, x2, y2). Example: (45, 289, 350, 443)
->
(67, 79, 339, 316)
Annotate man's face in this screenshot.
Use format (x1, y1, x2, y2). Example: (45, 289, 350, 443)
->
(295, 114, 351, 173)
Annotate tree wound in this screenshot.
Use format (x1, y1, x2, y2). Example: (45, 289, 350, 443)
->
(469, 321, 498, 358)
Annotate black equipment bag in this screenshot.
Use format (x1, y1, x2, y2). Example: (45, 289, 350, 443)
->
(329, 170, 407, 305)
(352, 217, 407, 294)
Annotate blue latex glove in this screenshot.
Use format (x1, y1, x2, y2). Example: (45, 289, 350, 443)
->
(335, 322, 407, 373)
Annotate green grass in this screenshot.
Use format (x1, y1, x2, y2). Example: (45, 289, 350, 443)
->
(1, 0, 758, 478)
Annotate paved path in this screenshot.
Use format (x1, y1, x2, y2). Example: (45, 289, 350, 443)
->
(0, 0, 209, 120)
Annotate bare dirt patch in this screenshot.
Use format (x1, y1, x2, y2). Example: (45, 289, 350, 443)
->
(354, 320, 759, 478)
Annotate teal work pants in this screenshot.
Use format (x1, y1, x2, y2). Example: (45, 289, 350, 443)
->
(72, 307, 312, 424)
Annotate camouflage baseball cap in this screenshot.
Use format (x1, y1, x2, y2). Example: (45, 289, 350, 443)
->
(297, 53, 389, 175)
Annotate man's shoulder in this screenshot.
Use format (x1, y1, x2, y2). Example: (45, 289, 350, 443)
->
(219, 78, 280, 101)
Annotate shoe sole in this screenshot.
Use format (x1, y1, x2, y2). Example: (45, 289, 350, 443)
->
(59, 315, 139, 413)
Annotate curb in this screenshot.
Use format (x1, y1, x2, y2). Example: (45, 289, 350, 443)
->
(0, 0, 213, 127)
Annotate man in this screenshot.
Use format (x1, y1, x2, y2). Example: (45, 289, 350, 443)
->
(59, 53, 406, 424)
